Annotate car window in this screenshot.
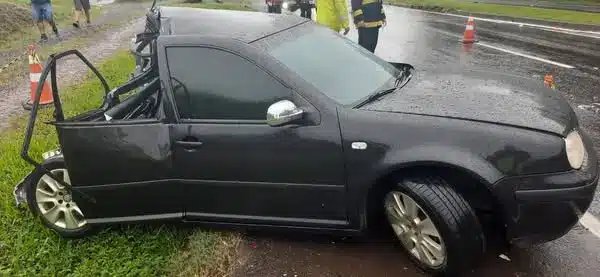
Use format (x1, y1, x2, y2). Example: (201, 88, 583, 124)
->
(253, 24, 399, 106)
(166, 47, 291, 120)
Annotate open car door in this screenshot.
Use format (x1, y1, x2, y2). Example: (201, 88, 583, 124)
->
(17, 10, 183, 223)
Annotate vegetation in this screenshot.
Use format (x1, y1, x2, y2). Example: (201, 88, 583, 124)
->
(0, 1, 255, 276)
(0, 49, 242, 277)
(0, 0, 103, 49)
(171, 0, 253, 10)
(386, 0, 600, 25)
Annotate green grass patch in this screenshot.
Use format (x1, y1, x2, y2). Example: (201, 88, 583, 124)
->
(0, 0, 103, 51)
(0, 51, 238, 277)
(167, 0, 255, 11)
(387, 0, 600, 25)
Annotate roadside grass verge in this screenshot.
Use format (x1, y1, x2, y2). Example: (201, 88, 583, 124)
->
(0, 0, 254, 86)
(386, 0, 600, 25)
(0, 50, 241, 276)
(168, 0, 255, 10)
(0, 0, 103, 51)
(0, 16, 144, 87)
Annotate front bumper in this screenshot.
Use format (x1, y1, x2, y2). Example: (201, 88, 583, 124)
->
(493, 134, 599, 246)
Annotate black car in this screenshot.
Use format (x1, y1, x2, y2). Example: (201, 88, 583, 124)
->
(14, 5, 598, 276)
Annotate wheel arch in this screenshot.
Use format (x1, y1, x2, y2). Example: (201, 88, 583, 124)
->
(360, 154, 506, 232)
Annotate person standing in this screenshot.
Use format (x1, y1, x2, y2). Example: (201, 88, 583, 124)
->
(315, 0, 349, 35)
(31, 0, 60, 41)
(298, 0, 312, 19)
(351, 0, 386, 53)
(72, 0, 92, 28)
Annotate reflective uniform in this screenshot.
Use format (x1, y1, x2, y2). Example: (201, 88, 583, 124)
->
(351, 0, 386, 52)
(316, 0, 349, 33)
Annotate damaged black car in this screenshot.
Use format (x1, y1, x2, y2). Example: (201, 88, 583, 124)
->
(13, 2, 599, 276)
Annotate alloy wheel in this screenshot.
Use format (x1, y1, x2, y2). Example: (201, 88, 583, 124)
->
(384, 191, 446, 268)
(35, 169, 87, 230)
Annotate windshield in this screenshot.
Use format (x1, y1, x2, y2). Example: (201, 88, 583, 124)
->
(255, 24, 400, 106)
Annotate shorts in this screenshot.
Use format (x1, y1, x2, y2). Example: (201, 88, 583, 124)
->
(31, 3, 53, 22)
(74, 0, 91, 11)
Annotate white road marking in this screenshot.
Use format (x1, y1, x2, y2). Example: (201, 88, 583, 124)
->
(477, 42, 575, 68)
(408, 9, 600, 39)
(580, 212, 600, 239)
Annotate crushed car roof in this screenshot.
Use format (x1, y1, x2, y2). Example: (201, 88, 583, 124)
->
(158, 7, 309, 43)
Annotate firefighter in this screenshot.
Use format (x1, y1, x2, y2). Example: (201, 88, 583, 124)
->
(351, 0, 386, 53)
(298, 0, 312, 19)
(316, 0, 350, 35)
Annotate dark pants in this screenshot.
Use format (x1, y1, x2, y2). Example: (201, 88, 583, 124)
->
(299, 3, 311, 19)
(358, 27, 380, 53)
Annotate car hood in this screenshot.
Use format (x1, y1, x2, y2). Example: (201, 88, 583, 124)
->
(361, 68, 577, 136)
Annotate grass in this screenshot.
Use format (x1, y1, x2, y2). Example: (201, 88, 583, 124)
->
(0, 0, 103, 50)
(0, 1, 255, 274)
(168, 0, 254, 10)
(386, 0, 600, 25)
(0, 50, 241, 276)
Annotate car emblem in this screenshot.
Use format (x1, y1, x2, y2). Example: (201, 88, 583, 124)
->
(351, 142, 367, 150)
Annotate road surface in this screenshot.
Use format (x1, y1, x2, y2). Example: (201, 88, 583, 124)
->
(235, 4, 600, 277)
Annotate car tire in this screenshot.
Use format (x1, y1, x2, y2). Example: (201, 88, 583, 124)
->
(384, 176, 485, 276)
(26, 157, 94, 238)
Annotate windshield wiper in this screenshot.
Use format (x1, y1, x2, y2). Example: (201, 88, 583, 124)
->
(354, 72, 411, 108)
(354, 87, 398, 108)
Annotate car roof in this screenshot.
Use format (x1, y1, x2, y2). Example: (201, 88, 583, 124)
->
(158, 6, 309, 43)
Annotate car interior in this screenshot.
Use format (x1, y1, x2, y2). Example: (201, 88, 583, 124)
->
(61, 6, 163, 123)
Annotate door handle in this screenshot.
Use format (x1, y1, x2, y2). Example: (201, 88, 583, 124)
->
(174, 140, 204, 151)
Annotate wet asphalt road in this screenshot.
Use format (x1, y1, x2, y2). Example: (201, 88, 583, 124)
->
(235, 4, 600, 277)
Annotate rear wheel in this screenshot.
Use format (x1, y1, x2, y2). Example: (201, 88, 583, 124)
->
(384, 176, 485, 276)
(26, 157, 93, 238)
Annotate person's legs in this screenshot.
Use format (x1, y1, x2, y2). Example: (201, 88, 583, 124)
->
(32, 4, 47, 40)
(73, 0, 83, 28)
(371, 27, 380, 53)
(84, 9, 91, 24)
(358, 27, 367, 49)
(359, 27, 378, 53)
(40, 3, 59, 37)
(82, 0, 91, 24)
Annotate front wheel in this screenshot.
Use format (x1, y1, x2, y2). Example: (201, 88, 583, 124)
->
(26, 157, 94, 238)
(384, 176, 485, 276)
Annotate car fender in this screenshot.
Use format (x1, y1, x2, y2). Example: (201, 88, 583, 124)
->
(348, 144, 504, 230)
(376, 145, 503, 187)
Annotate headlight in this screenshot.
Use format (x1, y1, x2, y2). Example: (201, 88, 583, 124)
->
(282, 2, 289, 9)
(565, 130, 585, 169)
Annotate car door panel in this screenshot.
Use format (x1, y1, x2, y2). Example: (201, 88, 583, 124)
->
(173, 122, 347, 223)
(55, 121, 182, 220)
(158, 40, 348, 226)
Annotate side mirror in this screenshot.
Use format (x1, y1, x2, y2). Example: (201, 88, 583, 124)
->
(267, 100, 304, 127)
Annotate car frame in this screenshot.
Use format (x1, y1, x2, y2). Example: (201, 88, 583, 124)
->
(14, 3, 599, 276)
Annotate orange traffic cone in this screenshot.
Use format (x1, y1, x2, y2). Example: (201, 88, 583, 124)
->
(23, 44, 53, 110)
(463, 17, 476, 44)
(544, 74, 556, 89)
